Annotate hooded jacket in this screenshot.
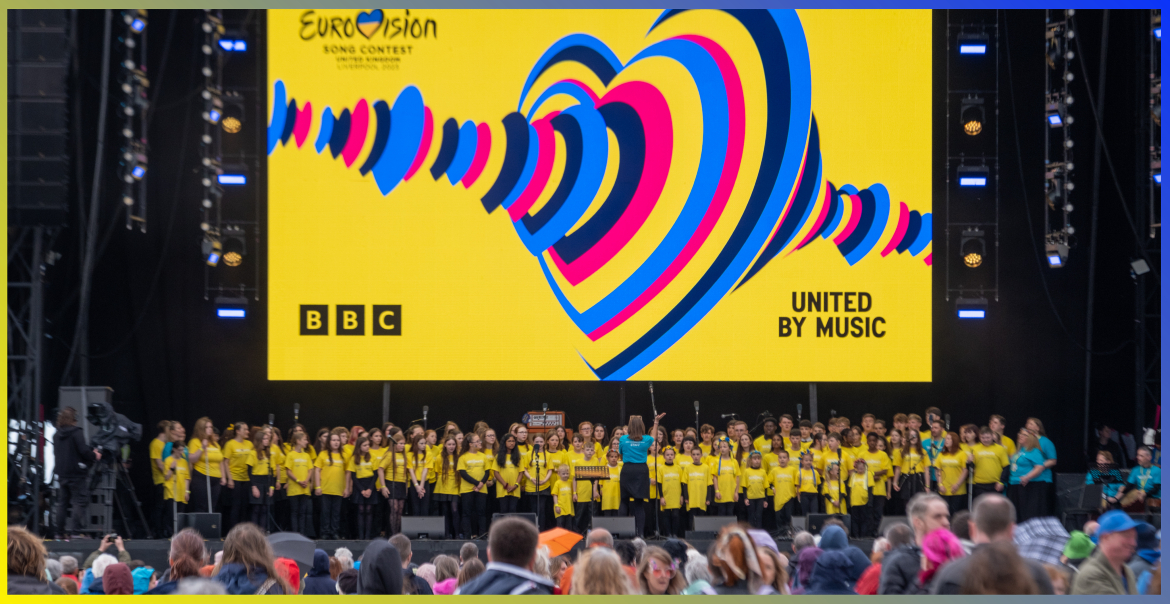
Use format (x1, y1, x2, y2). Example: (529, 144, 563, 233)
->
(213, 562, 285, 595)
(301, 549, 337, 595)
(455, 562, 556, 595)
(7, 575, 67, 595)
(275, 558, 300, 594)
(132, 566, 155, 594)
(818, 525, 871, 582)
(805, 550, 858, 595)
(878, 543, 924, 595)
(53, 424, 97, 479)
(84, 576, 105, 594)
(1127, 549, 1160, 579)
(102, 563, 134, 595)
(357, 540, 403, 595)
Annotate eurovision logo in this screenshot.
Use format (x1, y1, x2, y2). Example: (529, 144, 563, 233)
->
(298, 9, 437, 41)
(271, 9, 932, 380)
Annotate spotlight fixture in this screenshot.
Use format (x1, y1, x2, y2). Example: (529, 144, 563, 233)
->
(960, 96, 985, 136)
(1045, 97, 1071, 128)
(124, 10, 147, 33)
(956, 297, 988, 319)
(957, 165, 989, 187)
(960, 229, 985, 268)
(214, 295, 248, 319)
(202, 233, 223, 267)
(1131, 259, 1151, 277)
(221, 93, 244, 134)
(1045, 239, 1069, 268)
(958, 32, 988, 55)
(221, 225, 246, 268)
(218, 39, 247, 52)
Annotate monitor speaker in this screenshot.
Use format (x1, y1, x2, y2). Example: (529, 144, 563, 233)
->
(401, 516, 447, 539)
(591, 516, 635, 539)
(692, 516, 737, 533)
(491, 513, 537, 527)
(807, 513, 851, 535)
(176, 513, 221, 539)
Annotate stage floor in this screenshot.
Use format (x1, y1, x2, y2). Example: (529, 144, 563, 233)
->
(45, 535, 876, 572)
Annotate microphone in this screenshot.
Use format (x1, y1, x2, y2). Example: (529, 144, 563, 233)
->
(422, 405, 429, 418)
(694, 401, 700, 411)
(945, 414, 951, 431)
(293, 403, 300, 423)
(721, 413, 738, 418)
(543, 402, 549, 413)
(649, 381, 655, 395)
(797, 404, 802, 420)
(268, 414, 275, 426)
(831, 409, 837, 418)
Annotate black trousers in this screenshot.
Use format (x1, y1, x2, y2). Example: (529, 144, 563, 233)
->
(320, 494, 343, 538)
(408, 483, 430, 517)
(556, 514, 575, 529)
(523, 491, 555, 530)
(289, 495, 313, 535)
(868, 494, 886, 537)
(746, 498, 765, 529)
(189, 472, 221, 514)
(852, 497, 869, 538)
(972, 483, 1000, 499)
(55, 476, 90, 535)
(944, 493, 968, 515)
(229, 480, 251, 530)
(775, 499, 795, 536)
(574, 501, 594, 534)
(799, 492, 820, 516)
(311, 494, 323, 538)
(498, 495, 520, 514)
(660, 508, 683, 537)
(460, 492, 488, 538)
(713, 502, 735, 516)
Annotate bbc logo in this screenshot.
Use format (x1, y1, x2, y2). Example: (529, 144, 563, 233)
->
(299, 305, 401, 336)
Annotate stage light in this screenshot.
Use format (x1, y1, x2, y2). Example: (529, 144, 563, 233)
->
(957, 166, 989, 187)
(202, 234, 222, 267)
(221, 93, 245, 134)
(214, 295, 248, 319)
(956, 297, 988, 319)
(960, 96, 985, 136)
(1045, 239, 1069, 268)
(958, 33, 988, 55)
(221, 225, 246, 268)
(1155, 27, 1161, 40)
(217, 174, 246, 185)
(218, 39, 247, 52)
(1131, 259, 1151, 276)
(131, 18, 145, 33)
(131, 165, 146, 179)
(960, 229, 985, 268)
(1048, 113, 1063, 126)
(1155, 173, 1162, 184)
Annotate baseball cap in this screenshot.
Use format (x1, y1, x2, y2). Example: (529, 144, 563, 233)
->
(1062, 531, 1095, 561)
(1096, 510, 1154, 539)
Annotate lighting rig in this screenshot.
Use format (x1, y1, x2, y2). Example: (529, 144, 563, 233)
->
(199, 10, 225, 268)
(1043, 9, 1077, 268)
(119, 10, 149, 231)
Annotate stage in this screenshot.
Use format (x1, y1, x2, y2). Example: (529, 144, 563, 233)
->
(44, 536, 878, 572)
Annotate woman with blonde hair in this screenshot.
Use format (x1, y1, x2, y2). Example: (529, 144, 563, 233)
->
(637, 546, 688, 595)
(571, 548, 635, 595)
(1008, 428, 1048, 522)
(211, 522, 292, 594)
(8, 525, 66, 594)
(188, 416, 227, 515)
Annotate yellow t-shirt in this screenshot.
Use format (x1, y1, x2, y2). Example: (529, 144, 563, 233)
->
(769, 465, 798, 506)
(569, 454, 600, 502)
(699, 442, 713, 457)
(752, 435, 774, 455)
(380, 451, 408, 484)
(601, 463, 623, 511)
(163, 455, 189, 503)
(900, 449, 928, 475)
(646, 455, 666, 498)
(890, 448, 903, 474)
(246, 449, 273, 476)
(553, 479, 574, 517)
(919, 430, 932, 445)
(934, 451, 969, 495)
(369, 447, 388, 489)
(521, 451, 553, 492)
(971, 444, 1009, 484)
(683, 463, 712, 511)
(150, 438, 167, 485)
(269, 445, 286, 483)
(741, 467, 769, 500)
(457, 452, 491, 494)
(314, 452, 347, 496)
(849, 472, 870, 507)
(283, 451, 314, 496)
(713, 458, 740, 503)
(188, 438, 223, 478)
(406, 451, 430, 486)
(656, 464, 684, 510)
(223, 439, 255, 482)
(343, 443, 355, 465)
(348, 454, 377, 480)
(494, 453, 522, 498)
(823, 479, 846, 514)
(819, 448, 853, 481)
(860, 450, 892, 497)
(432, 455, 461, 496)
(999, 434, 1017, 456)
(797, 467, 820, 494)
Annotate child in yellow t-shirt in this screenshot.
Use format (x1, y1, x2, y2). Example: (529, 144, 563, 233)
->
(796, 452, 821, 515)
(347, 436, 378, 540)
(742, 451, 770, 529)
(712, 439, 740, 516)
(848, 459, 871, 537)
(282, 432, 314, 535)
(162, 449, 190, 534)
(570, 445, 601, 533)
(768, 449, 799, 537)
(552, 465, 575, 529)
(822, 462, 846, 515)
(657, 447, 686, 538)
(683, 447, 712, 514)
(600, 449, 623, 515)
(314, 433, 346, 540)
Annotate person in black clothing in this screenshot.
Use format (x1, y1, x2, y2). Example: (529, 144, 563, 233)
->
(53, 407, 102, 539)
(1086, 425, 1127, 469)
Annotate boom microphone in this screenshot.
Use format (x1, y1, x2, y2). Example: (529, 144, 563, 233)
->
(721, 413, 738, 419)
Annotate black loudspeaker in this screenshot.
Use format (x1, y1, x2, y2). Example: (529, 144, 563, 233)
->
(176, 513, 221, 539)
(807, 514, 851, 535)
(591, 517, 636, 538)
(491, 513, 537, 527)
(878, 516, 910, 536)
(693, 516, 737, 533)
(401, 516, 447, 539)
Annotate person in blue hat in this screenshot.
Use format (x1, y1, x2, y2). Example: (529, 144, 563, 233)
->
(1070, 510, 1153, 595)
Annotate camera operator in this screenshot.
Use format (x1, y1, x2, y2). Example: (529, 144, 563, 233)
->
(52, 407, 102, 539)
(83, 534, 132, 570)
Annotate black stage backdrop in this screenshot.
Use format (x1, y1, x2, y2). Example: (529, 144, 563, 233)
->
(43, 10, 1155, 501)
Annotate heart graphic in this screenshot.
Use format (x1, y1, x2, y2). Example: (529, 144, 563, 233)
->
(356, 9, 382, 39)
(269, 9, 934, 380)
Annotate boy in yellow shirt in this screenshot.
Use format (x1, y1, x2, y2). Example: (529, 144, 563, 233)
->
(741, 451, 770, 529)
(656, 447, 686, 538)
(571, 445, 600, 533)
(848, 459, 871, 537)
(971, 427, 1010, 498)
(682, 447, 712, 531)
(859, 432, 891, 538)
(552, 465, 575, 529)
(768, 449, 799, 537)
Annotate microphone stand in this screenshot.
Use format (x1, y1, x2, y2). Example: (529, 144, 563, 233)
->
(694, 401, 700, 432)
(534, 444, 542, 530)
(649, 382, 660, 539)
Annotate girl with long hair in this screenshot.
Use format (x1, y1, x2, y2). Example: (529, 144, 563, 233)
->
(223, 422, 254, 532)
(934, 431, 970, 513)
(671, 429, 685, 451)
(433, 436, 461, 538)
(212, 523, 293, 594)
(494, 433, 522, 514)
(712, 437, 740, 517)
(578, 421, 595, 454)
(522, 434, 554, 529)
(886, 429, 905, 515)
(592, 423, 608, 456)
(188, 417, 227, 515)
(617, 413, 666, 538)
(407, 433, 431, 517)
(314, 432, 346, 539)
(379, 433, 408, 537)
(247, 428, 275, 532)
(481, 429, 499, 516)
(457, 432, 490, 538)
(345, 436, 375, 539)
(734, 432, 754, 520)
(367, 428, 388, 537)
(895, 429, 928, 503)
(283, 431, 313, 535)
(145, 528, 207, 593)
(1008, 428, 1048, 522)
